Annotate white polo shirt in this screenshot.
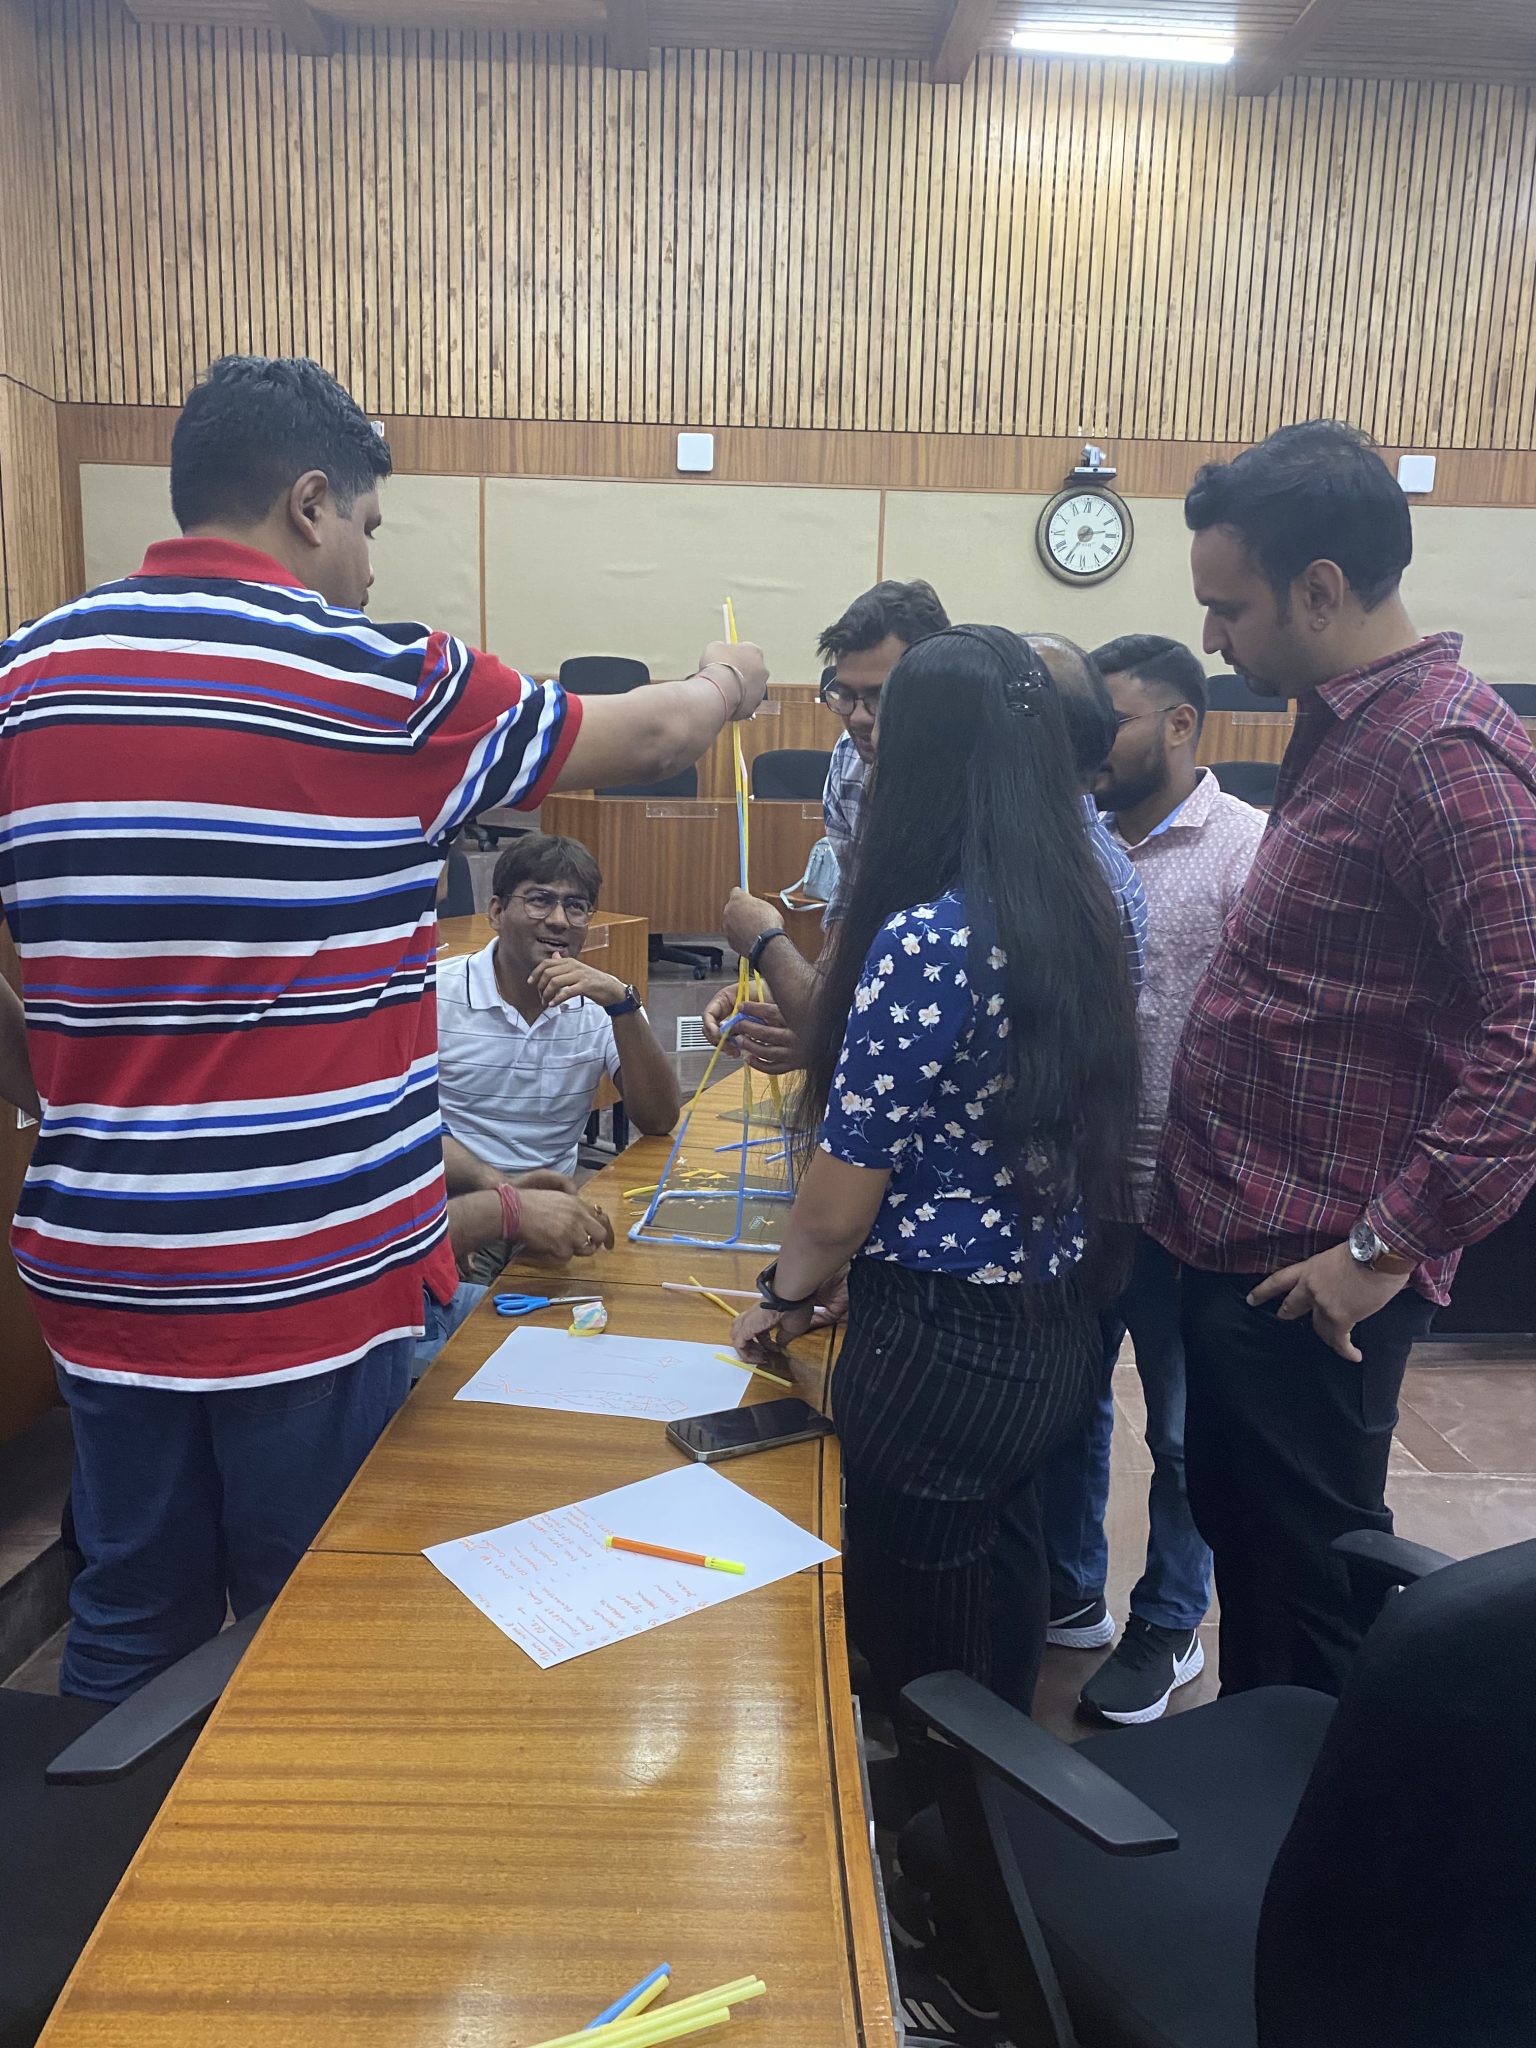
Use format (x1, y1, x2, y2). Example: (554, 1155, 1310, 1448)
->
(437, 941, 625, 1177)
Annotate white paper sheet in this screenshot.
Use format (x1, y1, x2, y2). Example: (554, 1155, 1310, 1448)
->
(453, 1326, 752, 1421)
(423, 1462, 839, 1669)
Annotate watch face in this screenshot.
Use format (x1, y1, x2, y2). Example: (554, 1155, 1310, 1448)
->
(1349, 1219, 1380, 1264)
(1037, 487, 1133, 585)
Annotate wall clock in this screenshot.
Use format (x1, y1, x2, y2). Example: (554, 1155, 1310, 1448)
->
(1036, 485, 1134, 585)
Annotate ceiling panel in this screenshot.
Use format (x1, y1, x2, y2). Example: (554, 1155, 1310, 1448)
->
(647, 0, 947, 58)
(993, 0, 1536, 76)
(110, 0, 1536, 82)
(318, 0, 601, 23)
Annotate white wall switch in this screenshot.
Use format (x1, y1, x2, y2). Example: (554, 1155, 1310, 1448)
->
(1397, 454, 1437, 494)
(677, 431, 715, 474)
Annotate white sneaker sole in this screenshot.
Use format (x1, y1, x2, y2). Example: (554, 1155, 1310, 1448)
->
(1088, 1634, 1206, 1725)
(1046, 1610, 1116, 1650)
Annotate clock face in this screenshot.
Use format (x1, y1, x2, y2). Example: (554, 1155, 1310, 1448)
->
(1037, 487, 1133, 584)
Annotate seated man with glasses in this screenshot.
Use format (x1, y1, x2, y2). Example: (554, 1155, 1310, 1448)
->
(702, 579, 951, 1070)
(439, 833, 680, 1188)
(419, 833, 681, 1371)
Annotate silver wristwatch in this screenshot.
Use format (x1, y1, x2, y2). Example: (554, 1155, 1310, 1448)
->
(1347, 1218, 1412, 1275)
(1347, 1217, 1387, 1268)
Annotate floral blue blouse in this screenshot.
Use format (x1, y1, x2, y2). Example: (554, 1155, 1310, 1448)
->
(817, 889, 1087, 1285)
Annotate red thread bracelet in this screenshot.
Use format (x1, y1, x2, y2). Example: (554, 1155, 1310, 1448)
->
(496, 1181, 522, 1243)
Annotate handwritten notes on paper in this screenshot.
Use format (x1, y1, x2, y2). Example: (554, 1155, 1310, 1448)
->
(453, 1327, 752, 1422)
(423, 1462, 838, 1669)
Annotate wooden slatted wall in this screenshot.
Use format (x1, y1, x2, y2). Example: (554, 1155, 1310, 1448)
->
(0, 0, 66, 639)
(36, 3, 1536, 448)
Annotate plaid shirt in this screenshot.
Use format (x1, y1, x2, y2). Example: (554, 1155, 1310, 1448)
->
(1150, 633, 1536, 1306)
(820, 731, 867, 926)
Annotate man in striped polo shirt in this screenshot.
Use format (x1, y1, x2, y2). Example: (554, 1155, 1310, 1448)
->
(0, 355, 767, 1699)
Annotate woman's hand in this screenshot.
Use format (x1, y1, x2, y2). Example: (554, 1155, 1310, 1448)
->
(731, 1300, 814, 1364)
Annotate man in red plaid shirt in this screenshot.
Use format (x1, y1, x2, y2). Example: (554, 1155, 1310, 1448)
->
(1150, 421, 1536, 1697)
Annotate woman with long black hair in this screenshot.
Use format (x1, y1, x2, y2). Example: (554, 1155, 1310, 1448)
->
(732, 625, 1139, 1719)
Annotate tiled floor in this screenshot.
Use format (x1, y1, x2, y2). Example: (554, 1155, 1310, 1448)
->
(1032, 1347, 1536, 1742)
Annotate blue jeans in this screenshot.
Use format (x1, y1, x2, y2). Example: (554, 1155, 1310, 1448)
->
(57, 1337, 413, 1701)
(1040, 1232, 1212, 1634)
(413, 1281, 486, 1379)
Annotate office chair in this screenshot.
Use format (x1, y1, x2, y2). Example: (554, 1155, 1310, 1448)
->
(1, 1606, 267, 2047)
(597, 766, 723, 980)
(1209, 759, 1279, 808)
(1492, 682, 1536, 717)
(750, 748, 833, 801)
(559, 654, 650, 696)
(901, 1531, 1536, 2048)
(440, 846, 476, 918)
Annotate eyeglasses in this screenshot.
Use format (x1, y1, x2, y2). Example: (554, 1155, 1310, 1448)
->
(1114, 706, 1174, 733)
(508, 888, 593, 923)
(819, 668, 883, 718)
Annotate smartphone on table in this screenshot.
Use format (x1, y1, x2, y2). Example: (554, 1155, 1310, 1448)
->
(667, 1397, 834, 1464)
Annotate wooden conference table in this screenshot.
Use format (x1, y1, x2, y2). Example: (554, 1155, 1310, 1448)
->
(39, 1084, 897, 2048)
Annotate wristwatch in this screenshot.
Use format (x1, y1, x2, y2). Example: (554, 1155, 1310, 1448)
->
(756, 1261, 817, 1314)
(603, 983, 642, 1018)
(1347, 1218, 1415, 1275)
(747, 927, 788, 972)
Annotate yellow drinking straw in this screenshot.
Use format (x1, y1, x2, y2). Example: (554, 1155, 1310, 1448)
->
(521, 1975, 766, 2048)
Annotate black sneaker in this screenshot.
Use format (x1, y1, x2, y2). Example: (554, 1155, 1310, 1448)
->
(895, 1956, 1014, 2045)
(885, 1869, 938, 1951)
(1045, 1593, 1115, 1649)
(1079, 1615, 1205, 1725)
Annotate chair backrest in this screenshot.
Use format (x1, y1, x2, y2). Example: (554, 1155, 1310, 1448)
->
(1, 1692, 195, 2044)
(750, 748, 833, 801)
(1209, 759, 1279, 807)
(1205, 672, 1285, 711)
(1256, 1536, 1536, 2047)
(598, 764, 698, 800)
(1493, 681, 1536, 716)
(558, 655, 650, 696)
(440, 848, 476, 919)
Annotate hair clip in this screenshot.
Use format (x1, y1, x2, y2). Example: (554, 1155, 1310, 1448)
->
(1002, 670, 1049, 718)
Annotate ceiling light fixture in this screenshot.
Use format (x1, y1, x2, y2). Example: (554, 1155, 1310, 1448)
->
(1011, 26, 1235, 62)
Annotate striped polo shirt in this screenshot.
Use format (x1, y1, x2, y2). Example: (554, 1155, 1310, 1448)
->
(0, 538, 581, 1389)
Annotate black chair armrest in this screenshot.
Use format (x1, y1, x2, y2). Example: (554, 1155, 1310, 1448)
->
(1332, 1529, 1452, 1603)
(45, 1604, 270, 1785)
(903, 1671, 1178, 1857)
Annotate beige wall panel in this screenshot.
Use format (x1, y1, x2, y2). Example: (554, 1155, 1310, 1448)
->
(1401, 507, 1536, 688)
(82, 466, 482, 644)
(81, 463, 171, 588)
(882, 492, 1210, 661)
(369, 475, 482, 645)
(483, 478, 882, 681)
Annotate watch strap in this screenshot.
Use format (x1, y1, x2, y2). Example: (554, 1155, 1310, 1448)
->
(747, 927, 787, 972)
(756, 1261, 816, 1314)
(603, 984, 641, 1017)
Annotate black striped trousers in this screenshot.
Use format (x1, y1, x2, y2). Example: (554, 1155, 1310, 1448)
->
(832, 1256, 1100, 1717)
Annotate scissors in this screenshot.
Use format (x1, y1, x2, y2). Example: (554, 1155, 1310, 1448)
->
(492, 1292, 603, 1318)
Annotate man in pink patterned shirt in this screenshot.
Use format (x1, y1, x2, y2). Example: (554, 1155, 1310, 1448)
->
(1043, 636, 1266, 1726)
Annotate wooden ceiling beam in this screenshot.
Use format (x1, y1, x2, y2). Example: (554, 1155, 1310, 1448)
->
(931, 0, 995, 83)
(1233, 0, 1351, 95)
(264, 0, 331, 56)
(605, 0, 649, 69)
